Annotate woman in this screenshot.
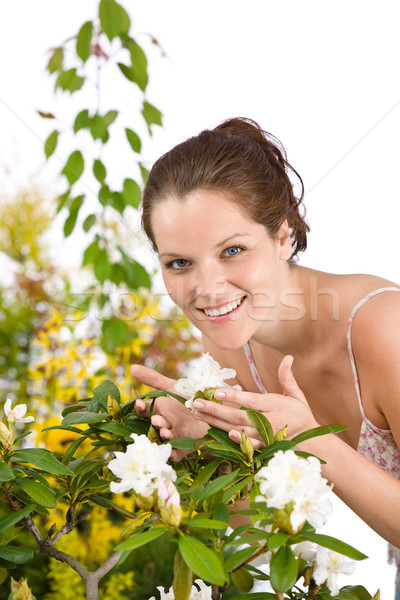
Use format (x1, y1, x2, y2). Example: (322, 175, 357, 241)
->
(132, 117, 400, 589)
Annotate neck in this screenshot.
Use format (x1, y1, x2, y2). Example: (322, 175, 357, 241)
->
(251, 265, 331, 356)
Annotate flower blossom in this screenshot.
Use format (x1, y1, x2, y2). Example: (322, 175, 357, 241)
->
(256, 450, 333, 531)
(108, 434, 176, 497)
(149, 579, 212, 600)
(175, 353, 241, 410)
(4, 399, 34, 424)
(313, 546, 356, 596)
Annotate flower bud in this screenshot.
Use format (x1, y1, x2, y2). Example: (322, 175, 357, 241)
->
(274, 425, 288, 442)
(107, 394, 120, 418)
(0, 422, 14, 450)
(148, 424, 161, 445)
(158, 478, 182, 527)
(240, 430, 254, 463)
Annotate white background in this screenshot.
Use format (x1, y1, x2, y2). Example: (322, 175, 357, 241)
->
(0, 1, 399, 596)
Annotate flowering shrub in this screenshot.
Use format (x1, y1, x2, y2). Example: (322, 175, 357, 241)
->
(0, 355, 380, 600)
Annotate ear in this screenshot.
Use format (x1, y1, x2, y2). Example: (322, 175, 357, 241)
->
(277, 220, 292, 260)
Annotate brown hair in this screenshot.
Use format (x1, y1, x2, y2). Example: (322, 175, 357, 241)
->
(141, 117, 309, 259)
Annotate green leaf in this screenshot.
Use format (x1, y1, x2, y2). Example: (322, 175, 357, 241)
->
(118, 248, 151, 289)
(172, 547, 193, 600)
(192, 459, 223, 486)
(93, 380, 121, 405)
(94, 422, 133, 437)
(124, 38, 148, 91)
(62, 412, 109, 426)
(228, 594, 277, 600)
(207, 428, 242, 452)
(47, 47, 64, 74)
(122, 178, 141, 208)
(301, 532, 368, 560)
(62, 150, 84, 185)
(83, 238, 100, 266)
(74, 109, 90, 133)
(76, 21, 93, 62)
(141, 101, 162, 135)
(62, 436, 88, 465)
(0, 545, 33, 564)
(267, 531, 288, 551)
(101, 318, 129, 350)
(185, 519, 230, 530)
(83, 214, 96, 233)
(269, 545, 297, 592)
(231, 568, 254, 593)
(93, 159, 107, 183)
(44, 129, 59, 159)
(99, 0, 131, 41)
(0, 462, 15, 483)
(12, 449, 74, 475)
(170, 437, 197, 450)
(18, 479, 57, 508)
(0, 505, 35, 534)
(224, 546, 257, 572)
(94, 248, 111, 283)
(340, 586, 373, 600)
(90, 110, 118, 141)
(246, 410, 274, 447)
(55, 68, 84, 93)
(178, 534, 226, 586)
(125, 128, 141, 153)
(291, 424, 347, 445)
(114, 527, 165, 551)
(64, 195, 84, 237)
(197, 470, 239, 503)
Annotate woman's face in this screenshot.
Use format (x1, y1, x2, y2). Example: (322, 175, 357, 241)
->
(151, 190, 292, 350)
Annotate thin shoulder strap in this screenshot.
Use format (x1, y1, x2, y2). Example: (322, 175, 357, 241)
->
(347, 287, 400, 416)
(243, 342, 268, 394)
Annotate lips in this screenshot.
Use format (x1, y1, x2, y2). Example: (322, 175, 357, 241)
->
(200, 296, 245, 317)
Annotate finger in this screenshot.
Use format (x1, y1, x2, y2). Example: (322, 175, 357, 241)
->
(134, 399, 150, 417)
(193, 400, 250, 431)
(228, 429, 264, 449)
(278, 355, 306, 401)
(131, 364, 176, 392)
(151, 414, 171, 431)
(213, 387, 268, 411)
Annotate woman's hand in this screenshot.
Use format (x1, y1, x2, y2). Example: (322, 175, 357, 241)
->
(192, 356, 319, 448)
(131, 365, 209, 458)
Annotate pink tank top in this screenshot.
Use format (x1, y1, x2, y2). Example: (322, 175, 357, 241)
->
(243, 287, 400, 581)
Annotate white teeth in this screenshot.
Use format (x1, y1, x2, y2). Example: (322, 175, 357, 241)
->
(203, 297, 244, 317)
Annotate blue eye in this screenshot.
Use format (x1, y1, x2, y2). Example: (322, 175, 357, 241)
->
(170, 258, 188, 269)
(225, 246, 243, 256)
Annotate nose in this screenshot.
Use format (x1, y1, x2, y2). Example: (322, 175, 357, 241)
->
(194, 261, 227, 303)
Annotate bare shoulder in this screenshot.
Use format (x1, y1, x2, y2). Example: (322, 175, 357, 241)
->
(349, 280, 400, 431)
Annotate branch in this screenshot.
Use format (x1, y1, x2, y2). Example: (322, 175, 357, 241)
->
(51, 511, 90, 544)
(94, 551, 122, 580)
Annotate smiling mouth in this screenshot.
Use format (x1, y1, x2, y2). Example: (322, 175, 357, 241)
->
(201, 296, 246, 317)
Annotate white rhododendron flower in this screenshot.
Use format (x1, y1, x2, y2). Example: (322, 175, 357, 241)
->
(108, 434, 176, 496)
(149, 579, 212, 600)
(313, 546, 356, 596)
(256, 450, 333, 531)
(175, 353, 241, 410)
(4, 399, 34, 424)
(292, 541, 317, 563)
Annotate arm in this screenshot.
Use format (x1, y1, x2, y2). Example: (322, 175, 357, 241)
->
(192, 352, 400, 547)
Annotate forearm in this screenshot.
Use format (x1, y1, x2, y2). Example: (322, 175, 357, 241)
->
(299, 433, 400, 547)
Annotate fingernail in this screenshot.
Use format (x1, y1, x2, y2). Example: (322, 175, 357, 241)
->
(214, 390, 226, 399)
(193, 400, 205, 409)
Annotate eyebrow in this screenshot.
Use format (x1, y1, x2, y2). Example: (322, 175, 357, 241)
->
(159, 233, 250, 258)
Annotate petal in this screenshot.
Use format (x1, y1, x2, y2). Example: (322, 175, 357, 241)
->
(4, 399, 12, 417)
